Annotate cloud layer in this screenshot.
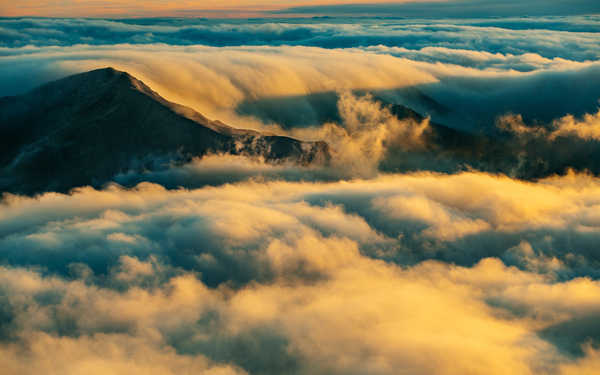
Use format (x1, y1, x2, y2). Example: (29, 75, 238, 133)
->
(2, 42, 600, 132)
(4, 41, 600, 181)
(2, 17, 600, 61)
(3, 171, 600, 373)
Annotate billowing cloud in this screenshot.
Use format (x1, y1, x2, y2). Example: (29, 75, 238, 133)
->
(2, 39, 600, 191)
(0, 44, 437, 119)
(2, 43, 600, 134)
(3, 170, 600, 373)
(2, 170, 600, 280)
(499, 109, 600, 141)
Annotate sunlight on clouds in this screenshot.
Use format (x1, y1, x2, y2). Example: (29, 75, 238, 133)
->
(3, 43, 599, 137)
(0, 332, 246, 375)
(290, 91, 431, 176)
(499, 109, 600, 141)
(2, 170, 600, 373)
(46, 45, 437, 124)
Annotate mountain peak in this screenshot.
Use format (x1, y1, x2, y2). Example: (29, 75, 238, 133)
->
(83, 66, 121, 76)
(40, 66, 155, 96)
(45, 66, 131, 87)
(0, 68, 330, 194)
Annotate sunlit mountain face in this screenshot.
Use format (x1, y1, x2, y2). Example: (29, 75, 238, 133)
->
(2, 3, 600, 374)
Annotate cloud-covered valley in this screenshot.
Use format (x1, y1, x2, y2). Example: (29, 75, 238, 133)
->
(2, 14, 600, 375)
(3, 172, 600, 374)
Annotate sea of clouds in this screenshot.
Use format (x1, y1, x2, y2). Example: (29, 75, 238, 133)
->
(2, 15, 600, 374)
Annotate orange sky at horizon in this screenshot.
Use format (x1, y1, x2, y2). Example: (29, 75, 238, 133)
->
(0, 0, 427, 18)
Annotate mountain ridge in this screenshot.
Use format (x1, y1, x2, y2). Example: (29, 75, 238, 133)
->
(0, 67, 329, 194)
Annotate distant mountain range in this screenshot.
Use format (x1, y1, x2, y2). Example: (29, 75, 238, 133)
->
(0, 68, 329, 194)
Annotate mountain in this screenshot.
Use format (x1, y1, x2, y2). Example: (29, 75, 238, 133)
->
(0, 68, 329, 194)
(385, 102, 600, 179)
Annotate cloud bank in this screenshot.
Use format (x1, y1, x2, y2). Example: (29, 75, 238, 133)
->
(2, 17, 600, 61)
(3, 40, 600, 180)
(2, 172, 600, 373)
(2, 42, 600, 131)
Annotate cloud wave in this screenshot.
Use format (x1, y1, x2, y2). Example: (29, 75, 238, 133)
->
(3, 171, 600, 373)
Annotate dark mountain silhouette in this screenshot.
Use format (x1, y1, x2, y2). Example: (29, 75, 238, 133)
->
(0, 67, 329, 194)
(386, 101, 600, 179)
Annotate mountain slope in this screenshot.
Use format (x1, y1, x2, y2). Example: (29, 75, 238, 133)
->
(385, 102, 600, 179)
(0, 68, 329, 194)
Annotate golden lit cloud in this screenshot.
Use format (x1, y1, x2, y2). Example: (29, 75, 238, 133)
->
(2, 168, 600, 373)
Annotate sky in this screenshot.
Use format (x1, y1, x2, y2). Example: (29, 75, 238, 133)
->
(1, 0, 409, 18)
(1, 0, 599, 18)
(2, 3, 600, 375)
